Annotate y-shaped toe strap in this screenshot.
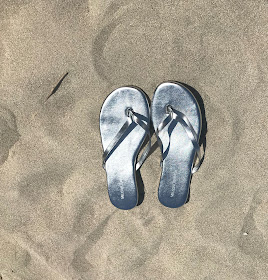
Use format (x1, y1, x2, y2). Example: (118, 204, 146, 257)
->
(102, 108, 151, 170)
(156, 105, 203, 174)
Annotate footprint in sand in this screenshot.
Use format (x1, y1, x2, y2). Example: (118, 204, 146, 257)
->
(0, 105, 20, 165)
(239, 187, 268, 262)
(92, 0, 134, 83)
(71, 207, 165, 279)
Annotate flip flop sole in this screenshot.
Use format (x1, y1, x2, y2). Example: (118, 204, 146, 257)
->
(100, 87, 150, 210)
(152, 82, 202, 208)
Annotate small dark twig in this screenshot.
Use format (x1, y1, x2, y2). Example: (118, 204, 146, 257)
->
(45, 72, 69, 102)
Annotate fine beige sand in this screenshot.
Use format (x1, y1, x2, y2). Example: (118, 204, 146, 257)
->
(0, 1, 268, 279)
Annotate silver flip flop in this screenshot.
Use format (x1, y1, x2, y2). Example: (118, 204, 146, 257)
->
(151, 82, 203, 208)
(100, 87, 151, 210)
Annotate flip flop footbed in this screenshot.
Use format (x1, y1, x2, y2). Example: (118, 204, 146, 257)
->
(100, 87, 150, 210)
(151, 82, 201, 208)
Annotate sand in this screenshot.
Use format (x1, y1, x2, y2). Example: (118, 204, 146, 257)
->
(0, 0, 267, 279)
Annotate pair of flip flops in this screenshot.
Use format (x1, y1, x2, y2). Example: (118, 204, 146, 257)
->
(100, 82, 203, 210)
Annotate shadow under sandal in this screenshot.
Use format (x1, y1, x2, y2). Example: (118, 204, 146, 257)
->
(151, 82, 203, 208)
(100, 87, 150, 210)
